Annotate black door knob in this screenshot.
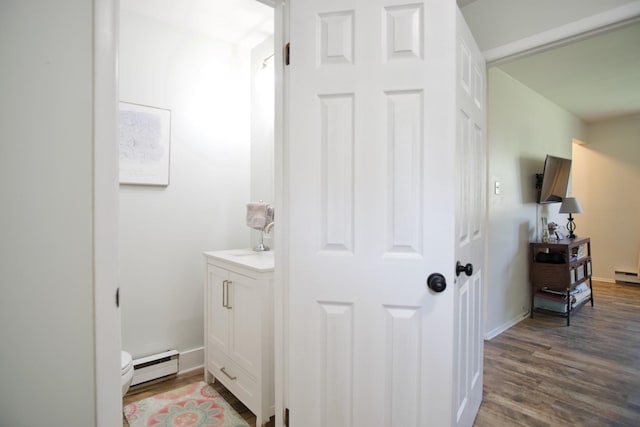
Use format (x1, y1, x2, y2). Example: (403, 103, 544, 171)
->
(456, 261, 473, 277)
(427, 273, 447, 293)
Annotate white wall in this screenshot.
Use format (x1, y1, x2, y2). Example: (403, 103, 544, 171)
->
(572, 114, 640, 280)
(250, 36, 275, 248)
(0, 1, 97, 424)
(485, 68, 586, 338)
(119, 10, 252, 358)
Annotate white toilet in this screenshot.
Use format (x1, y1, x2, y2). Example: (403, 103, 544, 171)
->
(121, 351, 134, 396)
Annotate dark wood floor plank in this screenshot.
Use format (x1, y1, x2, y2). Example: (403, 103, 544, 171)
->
(475, 281, 640, 426)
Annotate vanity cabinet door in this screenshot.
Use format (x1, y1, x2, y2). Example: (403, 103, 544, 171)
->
(227, 271, 260, 376)
(207, 265, 230, 354)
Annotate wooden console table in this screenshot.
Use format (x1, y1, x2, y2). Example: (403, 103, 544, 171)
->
(529, 237, 594, 325)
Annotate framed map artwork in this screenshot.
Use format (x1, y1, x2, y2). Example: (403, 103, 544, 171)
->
(118, 102, 171, 186)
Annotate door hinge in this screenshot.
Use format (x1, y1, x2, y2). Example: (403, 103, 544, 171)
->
(284, 407, 290, 427)
(116, 287, 120, 308)
(285, 42, 290, 66)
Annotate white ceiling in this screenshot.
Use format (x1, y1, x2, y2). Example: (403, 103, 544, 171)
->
(120, 0, 273, 48)
(495, 22, 640, 122)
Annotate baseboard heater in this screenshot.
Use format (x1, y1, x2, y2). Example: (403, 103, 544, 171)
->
(615, 270, 640, 285)
(131, 350, 179, 386)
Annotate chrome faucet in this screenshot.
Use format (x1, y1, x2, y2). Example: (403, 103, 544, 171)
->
(254, 222, 274, 252)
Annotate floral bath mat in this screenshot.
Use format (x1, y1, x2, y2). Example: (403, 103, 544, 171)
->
(124, 381, 250, 427)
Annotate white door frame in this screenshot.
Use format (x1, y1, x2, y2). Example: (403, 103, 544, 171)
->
(94, 0, 122, 426)
(273, 1, 288, 426)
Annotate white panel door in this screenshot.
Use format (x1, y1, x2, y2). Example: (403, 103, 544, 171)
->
(453, 9, 486, 427)
(286, 0, 485, 426)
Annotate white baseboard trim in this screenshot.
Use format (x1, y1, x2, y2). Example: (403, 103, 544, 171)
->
(484, 309, 529, 341)
(178, 347, 204, 374)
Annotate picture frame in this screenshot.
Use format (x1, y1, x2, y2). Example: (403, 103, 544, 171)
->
(118, 102, 172, 186)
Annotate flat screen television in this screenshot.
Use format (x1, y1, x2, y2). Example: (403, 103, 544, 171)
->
(536, 155, 572, 204)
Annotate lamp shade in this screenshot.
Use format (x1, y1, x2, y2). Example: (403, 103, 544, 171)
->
(559, 197, 583, 214)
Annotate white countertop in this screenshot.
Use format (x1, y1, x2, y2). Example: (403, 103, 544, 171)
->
(204, 249, 274, 272)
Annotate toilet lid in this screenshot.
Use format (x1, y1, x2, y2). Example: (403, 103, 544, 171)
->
(121, 351, 133, 374)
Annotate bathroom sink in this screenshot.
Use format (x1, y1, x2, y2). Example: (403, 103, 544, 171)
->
(232, 250, 262, 257)
(204, 249, 274, 273)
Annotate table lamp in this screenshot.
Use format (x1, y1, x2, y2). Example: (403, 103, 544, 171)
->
(559, 197, 583, 239)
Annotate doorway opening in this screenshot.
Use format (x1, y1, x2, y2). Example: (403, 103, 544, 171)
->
(117, 0, 275, 407)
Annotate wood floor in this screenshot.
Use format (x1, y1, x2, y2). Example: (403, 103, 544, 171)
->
(475, 280, 640, 426)
(123, 280, 640, 426)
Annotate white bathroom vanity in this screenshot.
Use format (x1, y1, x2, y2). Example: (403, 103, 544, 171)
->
(204, 249, 274, 425)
